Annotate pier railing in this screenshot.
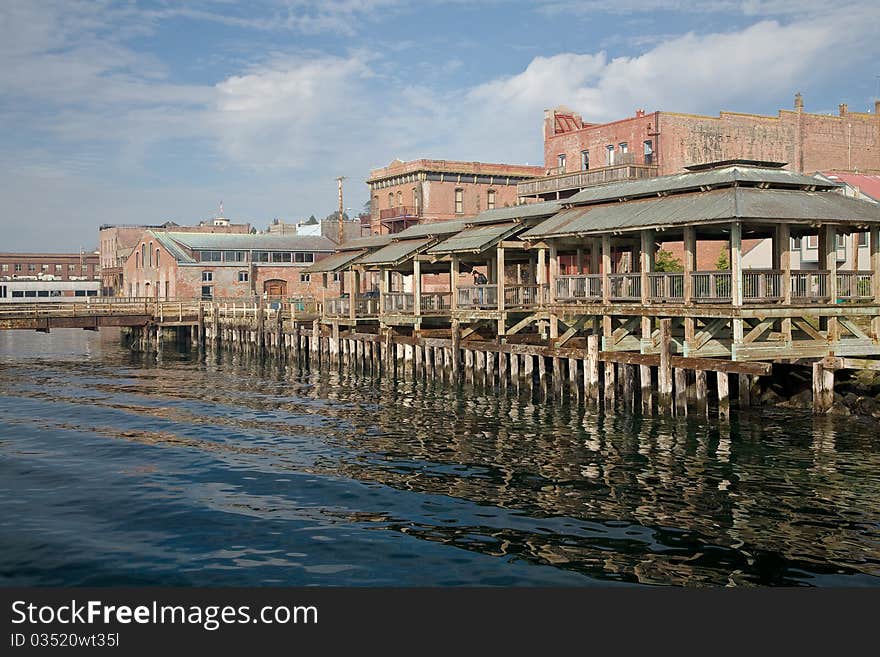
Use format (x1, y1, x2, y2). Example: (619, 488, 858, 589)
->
(383, 292, 414, 313)
(742, 270, 783, 302)
(647, 273, 684, 302)
(692, 271, 732, 302)
(555, 275, 602, 302)
(504, 284, 547, 308)
(837, 270, 873, 301)
(791, 271, 829, 303)
(420, 292, 452, 313)
(457, 285, 498, 309)
(325, 297, 350, 317)
(608, 273, 641, 301)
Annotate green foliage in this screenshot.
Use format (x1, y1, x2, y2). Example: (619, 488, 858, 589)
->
(715, 245, 730, 270)
(653, 249, 682, 272)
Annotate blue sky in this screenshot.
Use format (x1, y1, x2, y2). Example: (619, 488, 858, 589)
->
(2, 0, 879, 250)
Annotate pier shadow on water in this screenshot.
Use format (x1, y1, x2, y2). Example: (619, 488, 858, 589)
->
(0, 328, 879, 586)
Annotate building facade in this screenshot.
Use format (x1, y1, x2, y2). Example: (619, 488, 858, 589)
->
(366, 159, 544, 235)
(100, 218, 251, 296)
(543, 96, 880, 185)
(0, 251, 100, 301)
(122, 232, 339, 301)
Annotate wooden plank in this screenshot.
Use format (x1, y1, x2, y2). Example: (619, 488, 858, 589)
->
(793, 318, 826, 342)
(743, 318, 774, 344)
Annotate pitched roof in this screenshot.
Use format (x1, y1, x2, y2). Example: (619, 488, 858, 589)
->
(303, 249, 366, 273)
(465, 200, 562, 225)
(521, 187, 880, 239)
(339, 235, 393, 251)
(356, 237, 434, 267)
(151, 231, 195, 263)
(426, 222, 522, 255)
(391, 220, 469, 239)
(819, 172, 880, 203)
(163, 232, 336, 252)
(565, 164, 838, 207)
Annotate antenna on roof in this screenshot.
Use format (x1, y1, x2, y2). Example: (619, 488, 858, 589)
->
(218, 200, 223, 218)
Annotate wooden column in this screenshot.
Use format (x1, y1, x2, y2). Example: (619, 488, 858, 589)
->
(871, 226, 880, 341)
(601, 234, 611, 304)
(674, 368, 687, 415)
(812, 361, 834, 414)
(450, 255, 459, 310)
(695, 370, 708, 417)
(658, 318, 673, 413)
(683, 226, 695, 303)
(640, 229, 653, 305)
(413, 258, 422, 317)
(451, 319, 461, 379)
(730, 222, 744, 345)
(604, 357, 615, 406)
(380, 269, 389, 314)
(717, 372, 730, 421)
(576, 248, 585, 275)
(586, 335, 599, 402)
(590, 238, 601, 274)
(497, 245, 506, 314)
(778, 223, 792, 341)
(548, 244, 558, 303)
(825, 224, 839, 344)
(640, 364, 652, 413)
(348, 269, 359, 321)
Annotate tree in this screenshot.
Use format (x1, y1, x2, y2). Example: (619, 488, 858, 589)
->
(653, 249, 682, 272)
(305, 215, 318, 225)
(715, 244, 730, 270)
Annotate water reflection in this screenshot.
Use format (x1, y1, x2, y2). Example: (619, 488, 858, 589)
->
(0, 329, 878, 586)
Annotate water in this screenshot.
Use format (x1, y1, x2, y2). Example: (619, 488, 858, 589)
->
(1, 329, 878, 587)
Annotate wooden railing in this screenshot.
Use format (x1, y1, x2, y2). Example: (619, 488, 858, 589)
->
(647, 273, 684, 302)
(837, 271, 873, 301)
(457, 284, 498, 309)
(608, 273, 641, 301)
(691, 271, 732, 302)
(355, 297, 379, 316)
(555, 275, 602, 301)
(518, 163, 658, 196)
(383, 292, 414, 313)
(420, 292, 452, 313)
(743, 270, 783, 302)
(791, 271, 829, 303)
(325, 297, 350, 317)
(379, 206, 418, 220)
(504, 285, 547, 308)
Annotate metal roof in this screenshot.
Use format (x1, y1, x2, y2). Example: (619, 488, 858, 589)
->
(163, 232, 336, 252)
(339, 234, 393, 251)
(565, 164, 839, 207)
(391, 220, 469, 239)
(522, 187, 880, 239)
(426, 222, 522, 255)
(465, 200, 562, 225)
(302, 249, 366, 273)
(356, 237, 434, 267)
(151, 231, 195, 263)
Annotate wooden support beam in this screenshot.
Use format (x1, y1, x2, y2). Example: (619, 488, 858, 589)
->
(506, 313, 539, 336)
(717, 371, 730, 420)
(586, 335, 599, 401)
(743, 318, 774, 344)
(674, 368, 688, 415)
(738, 373, 751, 408)
(695, 369, 708, 417)
(658, 318, 673, 413)
(812, 361, 834, 414)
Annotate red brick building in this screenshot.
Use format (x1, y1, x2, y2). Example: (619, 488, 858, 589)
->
(366, 159, 544, 235)
(542, 95, 880, 186)
(0, 252, 99, 282)
(122, 231, 338, 300)
(100, 218, 252, 296)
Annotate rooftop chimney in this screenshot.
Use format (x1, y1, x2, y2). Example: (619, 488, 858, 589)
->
(794, 92, 804, 111)
(635, 109, 645, 118)
(839, 103, 848, 117)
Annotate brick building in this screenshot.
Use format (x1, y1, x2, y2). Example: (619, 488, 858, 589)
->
(541, 95, 880, 191)
(366, 159, 544, 235)
(0, 251, 99, 282)
(122, 231, 339, 301)
(100, 217, 251, 296)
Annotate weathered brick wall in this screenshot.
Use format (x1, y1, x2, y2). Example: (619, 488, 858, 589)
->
(544, 113, 657, 172)
(122, 236, 180, 298)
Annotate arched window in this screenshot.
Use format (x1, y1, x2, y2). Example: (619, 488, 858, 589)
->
(388, 193, 393, 208)
(397, 191, 403, 206)
(156, 249, 160, 267)
(149, 242, 153, 267)
(141, 243, 146, 268)
(135, 252, 139, 268)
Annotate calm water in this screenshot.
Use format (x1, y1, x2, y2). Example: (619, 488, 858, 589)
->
(1, 329, 879, 587)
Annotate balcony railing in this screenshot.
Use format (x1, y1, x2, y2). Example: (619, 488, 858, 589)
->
(420, 292, 452, 313)
(383, 292, 414, 313)
(647, 272, 684, 302)
(556, 274, 602, 302)
(379, 206, 419, 221)
(692, 271, 732, 302)
(608, 273, 641, 301)
(791, 271, 829, 303)
(504, 284, 547, 308)
(326, 297, 350, 317)
(355, 297, 379, 316)
(837, 270, 873, 301)
(743, 270, 783, 302)
(457, 284, 498, 309)
(518, 163, 658, 197)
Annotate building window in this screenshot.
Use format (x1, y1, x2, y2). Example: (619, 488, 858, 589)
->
(28, 263, 35, 272)
(271, 252, 292, 263)
(332, 272, 341, 283)
(1, 264, 7, 272)
(581, 150, 590, 170)
(155, 249, 160, 267)
(253, 251, 270, 263)
(373, 195, 379, 214)
(41, 264, 49, 272)
(388, 193, 394, 208)
(557, 154, 566, 171)
(487, 190, 496, 210)
(149, 241, 153, 267)
(606, 144, 615, 166)
(644, 140, 654, 165)
(454, 188, 463, 214)
(141, 243, 146, 268)
(15, 264, 22, 272)
(619, 142, 628, 153)
(81, 264, 88, 273)
(201, 286, 213, 300)
(300, 273, 311, 283)
(68, 264, 75, 272)
(135, 252, 139, 268)
(792, 237, 803, 249)
(54, 264, 62, 273)
(294, 252, 314, 263)
(238, 271, 249, 282)
(397, 191, 403, 206)
(199, 250, 222, 262)
(202, 271, 213, 282)
(224, 250, 246, 262)
(806, 235, 818, 249)
(857, 232, 869, 247)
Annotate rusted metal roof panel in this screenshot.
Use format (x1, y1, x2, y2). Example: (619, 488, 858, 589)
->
(427, 222, 522, 255)
(356, 237, 434, 267)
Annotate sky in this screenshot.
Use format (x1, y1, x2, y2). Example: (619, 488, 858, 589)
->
(2, 0, 879, 251)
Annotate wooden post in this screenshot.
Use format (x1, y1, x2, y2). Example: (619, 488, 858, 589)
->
(538, 248, 548, 300)
(604, 357, 615, 406)
(486, 351, 494, 386)
(413, 258, 422, 317)
(499, 351, 509, 386)
(451, 319, 461, 379)
(548, 245, 558, 305)
(497, 245, 506, 314)
(586, 335, 599, 402)
(601, 234, 611, 304)
(683, 226, 695, 303)
(871, 226, 880, 340)
(475, 350, 485, 385)
(824, 224, 840, 344)
(569, 357, 578, 396)
(695, 370, 708, 417)
(658, 318, 673, 413)
(640, 229, 653, 305)
(622, 363, 634, 409)
(738, 373, 751, 408)
(812, 361, 834, 414)
(730, 222, 744, 345)
(537, 353, 546, 386)
(717, 372, 730, 421)
(510, 351, 519, 384)
(674, 368, 688, 415)
(379, 269, 388, 314)
(640, 364, 652, 413)
(777, 223, 792, 342)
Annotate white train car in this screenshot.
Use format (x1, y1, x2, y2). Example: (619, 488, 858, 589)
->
(0, 279, 101, 302)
